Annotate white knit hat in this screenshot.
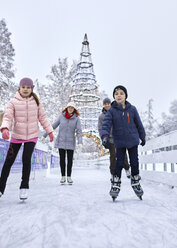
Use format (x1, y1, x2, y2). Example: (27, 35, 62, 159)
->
(66, 101, 76, 109)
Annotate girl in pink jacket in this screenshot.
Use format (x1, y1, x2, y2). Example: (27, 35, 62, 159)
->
(0, 78, 54, 200)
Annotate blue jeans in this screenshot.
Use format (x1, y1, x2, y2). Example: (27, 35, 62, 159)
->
(114, 146, 139, 178)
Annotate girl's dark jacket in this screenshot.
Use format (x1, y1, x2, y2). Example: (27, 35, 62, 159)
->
(101, 100, 146, 149)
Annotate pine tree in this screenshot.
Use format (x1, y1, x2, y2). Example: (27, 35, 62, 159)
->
(0, 19, 15, 107)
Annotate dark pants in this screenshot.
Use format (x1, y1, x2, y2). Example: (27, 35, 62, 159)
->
(114, 146, 139, 178)
(59, 149, 74, 177)
(109, 143, 130, 175)
(0, 142, 35, 194)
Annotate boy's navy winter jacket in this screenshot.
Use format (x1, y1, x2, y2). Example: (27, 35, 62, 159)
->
(101, 101, 146, 149)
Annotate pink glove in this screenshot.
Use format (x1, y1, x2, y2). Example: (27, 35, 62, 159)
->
(2, 128, 9, 140)
(49, 132, 54, 142)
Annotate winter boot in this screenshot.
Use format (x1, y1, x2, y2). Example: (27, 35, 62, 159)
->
(109, 175, 121, 201)
(67, 177, 73, 184)
(19, 188, 28, 200)
(60, 176, 66, 184)
(131, 174, 143, 199)
(125, 169, 131, 179)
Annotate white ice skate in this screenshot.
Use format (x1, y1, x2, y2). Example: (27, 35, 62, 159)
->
(60, 176, 66, 184)
(19, 188, 28, 200)
(67, 177, 73, 184)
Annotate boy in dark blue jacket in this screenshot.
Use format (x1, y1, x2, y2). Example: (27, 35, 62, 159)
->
(101, 85, 146, 200)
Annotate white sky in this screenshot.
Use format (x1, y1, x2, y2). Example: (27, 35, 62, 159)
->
(1, 0, 177, 119)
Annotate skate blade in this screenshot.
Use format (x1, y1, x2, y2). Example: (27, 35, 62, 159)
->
(112, 196, 117, 202)
(60, 181, 66, 184)
(20, 197, 27, 200)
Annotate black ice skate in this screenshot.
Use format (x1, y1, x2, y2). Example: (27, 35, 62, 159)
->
(109, 176, 121, 201)
(131, 175, 143, 200)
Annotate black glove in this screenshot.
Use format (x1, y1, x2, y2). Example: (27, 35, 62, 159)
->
(140, 139, 146, 146)
(102, 137, 110, 149)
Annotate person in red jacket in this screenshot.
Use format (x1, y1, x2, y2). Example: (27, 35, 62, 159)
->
(0, 78, 54, 200)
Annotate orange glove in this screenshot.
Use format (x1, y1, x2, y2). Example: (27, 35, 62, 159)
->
(2, 128, 9, 140)
(49, 132, 54, 142)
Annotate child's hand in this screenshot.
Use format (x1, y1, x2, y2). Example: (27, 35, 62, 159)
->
(102, 137, 110, 149)
(140, 139, 146, 146)
(49, 132, 54, 142)
(2, 128, 9, 140)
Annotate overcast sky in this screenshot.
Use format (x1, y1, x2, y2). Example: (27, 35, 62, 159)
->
(1, 0, 177, 119)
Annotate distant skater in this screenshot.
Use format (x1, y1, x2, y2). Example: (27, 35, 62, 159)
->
(43, 102, 82, 184)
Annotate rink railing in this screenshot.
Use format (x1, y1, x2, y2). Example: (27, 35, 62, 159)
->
(2, 129, 177, 175)
(0, 138, 59, 174)
(139, 130, 177, 173)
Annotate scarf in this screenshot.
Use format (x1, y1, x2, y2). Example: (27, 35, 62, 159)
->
(65, 112, 74, 119)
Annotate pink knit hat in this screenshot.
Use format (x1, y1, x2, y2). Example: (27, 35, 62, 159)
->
(19, 78, 34, 89)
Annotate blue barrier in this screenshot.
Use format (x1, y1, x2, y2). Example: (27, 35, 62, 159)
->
(0, 139, 10, 173)
(0, 139, 59, 174)
(50, 154, 59, 168)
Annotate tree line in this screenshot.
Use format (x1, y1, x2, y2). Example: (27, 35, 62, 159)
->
(0, 18, 177, 140)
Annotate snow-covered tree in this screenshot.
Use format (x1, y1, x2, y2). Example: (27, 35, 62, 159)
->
(37, 58, 76, 124)
(0, 19, 16, 107)
(140, 99, 157, 140)
(47, 58, 76, 109)
(158, 100, 177, 135)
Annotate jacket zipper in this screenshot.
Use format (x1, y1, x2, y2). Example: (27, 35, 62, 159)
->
(26, 99, 28, 139)
(127, 112, 130, 123)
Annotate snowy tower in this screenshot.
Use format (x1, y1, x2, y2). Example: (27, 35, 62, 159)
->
(69, 34, 102, 132)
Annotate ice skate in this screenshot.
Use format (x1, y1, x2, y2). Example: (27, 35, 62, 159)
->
(60, 176, 66, 184)
(67, 177, 73, 185)
(125, 169, 131, 179)
(109, 175, 121, 201)
(131, 175, 143, 200)
(19, 188, 28, 200)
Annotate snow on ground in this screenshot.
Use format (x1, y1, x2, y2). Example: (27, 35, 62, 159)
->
(0, 158, 177, 248)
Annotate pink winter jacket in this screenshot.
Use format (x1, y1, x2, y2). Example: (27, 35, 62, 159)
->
(0, 91, 53, 140)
